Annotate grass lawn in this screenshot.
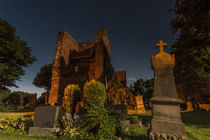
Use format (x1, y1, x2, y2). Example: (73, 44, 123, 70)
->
(0, 111, 209, 140)
(0, 134, 72, 140)
(181, 112, 210, 140)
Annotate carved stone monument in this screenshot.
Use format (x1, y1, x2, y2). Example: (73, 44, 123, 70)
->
(150, 40, 187, 140)
(135, 95, 146, 114)
(28, 106, 59, 136)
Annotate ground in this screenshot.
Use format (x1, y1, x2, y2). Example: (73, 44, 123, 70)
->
(0, 110, 209, 140)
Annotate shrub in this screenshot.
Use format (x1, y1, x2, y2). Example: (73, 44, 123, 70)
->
(106, 80, 125, 105)
(0, 116, 26, 135)
(130, 116, 139, 124)
(83, 80, 106, 110)
(62, 84, 81, 115)
(81, 80, 116, 139)
(58, 113, 79, 138)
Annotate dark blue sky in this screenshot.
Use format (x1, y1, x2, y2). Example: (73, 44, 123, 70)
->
(0, 0, 178, 96)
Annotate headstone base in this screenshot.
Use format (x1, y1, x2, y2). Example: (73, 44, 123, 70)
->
(150, 119, 186, 136)
(150, 132, 188, 140)
(28, 127, 58, 136)
(150, 99, 188, 140)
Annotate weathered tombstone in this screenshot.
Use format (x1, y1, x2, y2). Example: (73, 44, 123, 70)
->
(150, 40, 187, 140)
(28, 106, 59, 136)
(187, 101, 193, 112)
(135, 95, 146, 114)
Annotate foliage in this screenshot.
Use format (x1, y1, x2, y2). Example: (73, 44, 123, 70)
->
(0, 90, 11, 110)
(133, 79, 145, 96)
(83, 80, 106, 111)
(107, 80, 123, 104)
(0, 18, 36, 91)
(4, 92, 20, 106)
(0, 116, 26, 135)
(125, 87, 136, 107)
(23, 93, 38, 106)
(143, 79, 154, 108)
(107, 80, 136, 107)
(0, 112, 209, 140)
(37, 92, 48, 105)
(130, 78, 154, 108)
(82, 80, 116, 139)
(2, 91, 22, 107)
(112, 88, 126, 105)
(130, 116, 139, 124)
(108, 104, 128, 121)
(33, 64, 52, 91)
(62, 84, 81, 115)
(58, 113, 79, 138)
(107, 80, 124, 95)
(0, 91, 37, 111)
(123, 126, 149, 140)
(0, 134, 73, 140)
(170, 0, 210, 101)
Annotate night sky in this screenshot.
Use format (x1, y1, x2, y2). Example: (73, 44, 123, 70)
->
(0, 0, 178, 96)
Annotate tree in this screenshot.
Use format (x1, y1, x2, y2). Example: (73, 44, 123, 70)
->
(106, 80, 124, 104)
(133, 79, 145, 96)
(0, 19, 36, 91)
(125, 87, 136, 107)
(170, 0, 210, 101)
(33, 64, 52, 92)
(143, 78, 154, 107)
(3, 92, 20, 107)
(130, 78, 154, 107)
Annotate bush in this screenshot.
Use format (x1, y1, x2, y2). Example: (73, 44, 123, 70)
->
(83, 80, 106, 110)
(0, 116, 26, 135)
(58, 113, 79, 138)
(130, 116, 139, 124)
(81, 80, 116, 139)
(62, 84, 81, 115)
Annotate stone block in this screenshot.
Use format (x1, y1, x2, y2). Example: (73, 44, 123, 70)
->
(33, 106, 59, 128)
(28, 106, 59, 136)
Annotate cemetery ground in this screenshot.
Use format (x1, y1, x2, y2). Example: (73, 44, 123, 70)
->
(0, 110, 209, 140)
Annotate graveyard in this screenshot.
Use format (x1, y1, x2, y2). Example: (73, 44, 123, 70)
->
(0, 0, 209, 140)
(0, 29, 209, 139)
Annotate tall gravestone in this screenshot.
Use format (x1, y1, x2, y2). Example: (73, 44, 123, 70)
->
(150, 40, 187, 140)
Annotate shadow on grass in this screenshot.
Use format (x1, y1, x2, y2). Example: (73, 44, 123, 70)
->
(181, 111, 210, 125)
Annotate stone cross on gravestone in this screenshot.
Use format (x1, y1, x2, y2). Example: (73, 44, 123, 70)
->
(156, 40, 167, 53)
(149, 40, 187, 140)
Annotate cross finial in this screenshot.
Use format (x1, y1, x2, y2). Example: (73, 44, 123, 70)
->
(156, 40, 167, 53)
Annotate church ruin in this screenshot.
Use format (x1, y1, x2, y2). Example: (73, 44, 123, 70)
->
(48, 29, 126, 105)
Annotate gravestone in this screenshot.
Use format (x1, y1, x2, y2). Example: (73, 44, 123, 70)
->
(199, 104, 210, 111)
(187, 101, 193, 112)
(28, 106, 59, 136)
(135, 95, 146, 114)
(150, 40, 187, 140)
